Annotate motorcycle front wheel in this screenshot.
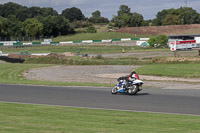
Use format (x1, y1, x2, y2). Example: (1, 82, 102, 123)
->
(111, 86, 118, 94)
(128, 85, 139, 95)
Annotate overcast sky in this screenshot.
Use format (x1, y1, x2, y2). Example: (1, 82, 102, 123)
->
(0, 0, 200, 20)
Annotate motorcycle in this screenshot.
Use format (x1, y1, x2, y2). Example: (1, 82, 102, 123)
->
(111, 74, 143, 95)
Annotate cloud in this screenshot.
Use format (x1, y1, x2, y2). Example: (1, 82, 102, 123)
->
(69, 0, 90, 5)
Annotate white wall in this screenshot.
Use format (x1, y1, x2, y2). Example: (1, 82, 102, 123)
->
(195, 37, 200, 44)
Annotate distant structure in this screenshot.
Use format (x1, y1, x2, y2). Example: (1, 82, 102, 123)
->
(168, 34, 200, 51)
(184, 0, 187, 7)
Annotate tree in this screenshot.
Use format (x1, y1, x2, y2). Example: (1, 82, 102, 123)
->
(53, 16, 74, 36)
(176, 7, 200, 24)
(129, 12, 144, 27)
(117, 5, 131, 16)
(155, 8, 176, 26)
(23, 18, 43, 37)
(0, 16, 9, 37)
(38, 16, 74, 37)
(151, 18, 160, 26)
(154, 7, 200, 26)
(29, 7, 58, 18)
(41, 7, 58, 17)
(92, 10, 101, 18)
(111, 15, 123, 28)
(88, 17, 109, 24)
(0, 2, 31, 21)
(162, 14, 181, 25)
(111, 5, 144, 28)
(89, 10, 109, 24)
(61, 7, 85, 22)
(29, 7, 42, 18)
(7, 15, 23, 37)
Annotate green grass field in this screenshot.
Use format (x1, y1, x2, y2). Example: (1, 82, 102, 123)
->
(0, 102, 200, 133)
(136, 64, 200, 78)
(53, 32, 149, 42)
(25, 55, 152, 65)
(0, 45, 168, 54)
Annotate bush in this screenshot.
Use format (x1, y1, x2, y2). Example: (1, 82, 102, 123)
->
(73, 20, 90, 28)
(88, 17, 109, 24)
(93, 54, 103, 59)
(86, 25, 97, 33)
(148, 34, 168, 48)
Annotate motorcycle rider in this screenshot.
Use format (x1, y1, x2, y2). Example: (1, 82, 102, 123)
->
(129, 71, 139, 80)
(126, 71, 139, 86)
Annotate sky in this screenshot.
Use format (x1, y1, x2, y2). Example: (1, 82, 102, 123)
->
(0, 0, 200, 20)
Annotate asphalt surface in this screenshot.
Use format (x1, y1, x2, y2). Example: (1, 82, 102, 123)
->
(0, 84, 200, 115)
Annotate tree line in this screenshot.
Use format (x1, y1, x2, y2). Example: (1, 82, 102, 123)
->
(1, 2, 200, 39)
(0, 2, 108, 39)
(110, 5, 200, 28)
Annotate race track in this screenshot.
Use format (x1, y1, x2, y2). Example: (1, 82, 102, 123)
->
(0, 84, 200, 115)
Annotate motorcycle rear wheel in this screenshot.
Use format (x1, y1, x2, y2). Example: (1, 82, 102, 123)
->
(128, 85, 139, 95)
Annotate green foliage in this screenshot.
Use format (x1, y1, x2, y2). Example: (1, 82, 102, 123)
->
(29, 7, 58, 18)
(61, 7, 85, 22)
(0, 2, 59, 22)
(92, 10, 101, 18)
(0, 2, 67, 37)
(153, 7, 200, 26)
(22, 18, 43, 37)
(89, 10, 109, 24)
(148, 34, 168, 48)
(111, 5, 144, 28)
(73, 20, 90, 28)
(0, 2, 31, 21)
(89, 17, 109, 24)
(52, 16, 74, 36)
(0, 16, 9, 37)
(86, 25, 97, 33)
(117, 5, 131, 16)
(129, 12, 144, 27)
(7, 15, 23, 37)
(162, 14, 181, 25)
(37, 16, 75, 37)
(177, 7, 200, 24)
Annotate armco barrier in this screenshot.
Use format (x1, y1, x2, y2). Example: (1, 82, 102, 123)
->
(13, 43, 23, 46)
(93, 40, 102, 43)
(50, 42, 59, 44)
(0, 38, 149, 46)
(32, 42, 41, 45)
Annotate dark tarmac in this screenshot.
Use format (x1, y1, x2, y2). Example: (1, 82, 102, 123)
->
(0, 84, 200, 115)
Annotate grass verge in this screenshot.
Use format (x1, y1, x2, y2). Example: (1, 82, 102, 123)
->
(25, 56, 152, 65)
(53, 32, 149, 42)
(136, 64, 200, 78)
(0, 45, 168, 54)
(0, 63, 112, 87)
(0, 102, 200, 133)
